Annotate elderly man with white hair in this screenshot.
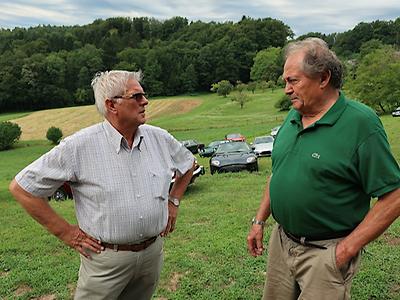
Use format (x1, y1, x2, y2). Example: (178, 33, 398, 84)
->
(10, 70, 195, 300)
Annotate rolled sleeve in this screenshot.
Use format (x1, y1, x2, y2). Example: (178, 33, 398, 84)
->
(167, 135, 195, 176)
(15, 139, 75, 198)
(356, 130, 400, 198)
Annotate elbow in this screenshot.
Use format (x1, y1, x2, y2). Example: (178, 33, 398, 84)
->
(9, 179, 18, 197)
(9, 179, 24, 203)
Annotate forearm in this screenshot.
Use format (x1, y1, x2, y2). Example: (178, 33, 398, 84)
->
(341, 188, 400, 257)
(169, 163, 195, 199)
(255, 176, 272, 222)
(9, 179, 72, 239)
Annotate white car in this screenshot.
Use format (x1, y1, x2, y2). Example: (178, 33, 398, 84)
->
(252, 135, 274, 157)
(392, 107, 400, 117)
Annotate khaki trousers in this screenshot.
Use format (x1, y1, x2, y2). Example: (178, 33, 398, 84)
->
(263, 225, 361, 300)
(74, 236, 163, 300)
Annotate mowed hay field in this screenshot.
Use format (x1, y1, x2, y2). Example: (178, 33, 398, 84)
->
(11, 98, 202, 140)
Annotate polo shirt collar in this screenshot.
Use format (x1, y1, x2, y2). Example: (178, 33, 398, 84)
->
(103, 120, 144, 153)
(290, 92, 347, 127)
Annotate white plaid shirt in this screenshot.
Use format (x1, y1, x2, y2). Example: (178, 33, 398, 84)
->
(16, 120, 194, 243)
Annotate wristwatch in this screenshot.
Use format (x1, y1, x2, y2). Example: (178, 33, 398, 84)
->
(251, 217, 265, 226)
(168, 195, 180, 207)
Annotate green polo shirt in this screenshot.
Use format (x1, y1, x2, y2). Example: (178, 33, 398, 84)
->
(270, 93, 400, 238)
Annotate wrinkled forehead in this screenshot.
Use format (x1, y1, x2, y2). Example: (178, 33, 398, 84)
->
(284, 49, 308, 74)
(124, 79, 144, 94)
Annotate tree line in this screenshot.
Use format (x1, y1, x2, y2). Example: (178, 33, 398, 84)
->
(0, 16, 399, 113)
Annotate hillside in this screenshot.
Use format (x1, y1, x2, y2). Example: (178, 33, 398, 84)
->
(11, 98, 202, 140)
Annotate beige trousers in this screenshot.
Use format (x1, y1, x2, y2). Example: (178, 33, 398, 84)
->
(74, 236, 163, 300)
(263, 225, 361, 300)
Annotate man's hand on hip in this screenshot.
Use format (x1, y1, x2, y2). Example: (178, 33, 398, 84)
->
(161, 202, 179, 237)
(61, 225, 104, 258)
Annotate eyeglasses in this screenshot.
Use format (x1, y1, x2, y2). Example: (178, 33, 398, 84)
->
(113, 92, 147, 101)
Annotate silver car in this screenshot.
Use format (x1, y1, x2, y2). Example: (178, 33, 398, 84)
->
(270, 126, 281, 138)
(252, 135, 274, 157)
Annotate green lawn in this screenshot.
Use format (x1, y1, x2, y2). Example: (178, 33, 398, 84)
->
(0, 90, 399, 299)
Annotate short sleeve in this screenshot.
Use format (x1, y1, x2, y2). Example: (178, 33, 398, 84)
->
(355, 130, 400, 198)
(15, 139, 76, 198)
(165, 134, 195, 176)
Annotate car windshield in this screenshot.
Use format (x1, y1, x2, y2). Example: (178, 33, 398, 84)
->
(208, 141, 223, 147)
(254, 136, 274, 144)
(215, 142, 250, 153)
(226, 133, 242, 139)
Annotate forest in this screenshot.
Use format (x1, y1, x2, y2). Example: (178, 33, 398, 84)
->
(0, 16, 399, 113)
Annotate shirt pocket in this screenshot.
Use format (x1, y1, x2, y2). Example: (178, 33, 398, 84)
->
(149, 170, 171, 201)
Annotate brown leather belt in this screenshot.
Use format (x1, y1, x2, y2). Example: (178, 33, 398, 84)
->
(102, 236, 158, 252)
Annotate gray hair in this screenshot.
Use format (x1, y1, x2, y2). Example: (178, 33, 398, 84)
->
(284, 38, 343, 89)
(91, 70, 143, 116)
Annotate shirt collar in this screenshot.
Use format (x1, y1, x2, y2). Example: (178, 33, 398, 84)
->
(103, 120, 144, 153)
(290, 92, 347, 127)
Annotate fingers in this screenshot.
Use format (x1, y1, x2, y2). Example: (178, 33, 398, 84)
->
(67, 226, 103, 258)
(247, 226, 264, 257)
(161, 204, 178, 237)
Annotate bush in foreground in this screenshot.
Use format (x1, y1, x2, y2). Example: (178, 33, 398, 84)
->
(0, 121, 22, 150)
(46, 126, 63, 144)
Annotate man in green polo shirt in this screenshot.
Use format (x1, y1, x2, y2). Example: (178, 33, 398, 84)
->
(247, 37, 400, 299)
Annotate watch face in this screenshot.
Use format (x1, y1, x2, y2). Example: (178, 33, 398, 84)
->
(169, 197, 180, 206)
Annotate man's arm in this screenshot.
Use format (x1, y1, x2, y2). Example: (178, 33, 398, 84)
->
(247, 176, 272, 257)
(336, 188, 400, 267)
(161, 162, 195, 236)
(9, 179, 103, 258)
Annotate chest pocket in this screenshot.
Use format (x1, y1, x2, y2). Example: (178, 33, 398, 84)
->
(149, 170, 171, 201)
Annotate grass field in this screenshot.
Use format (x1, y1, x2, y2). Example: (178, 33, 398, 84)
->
(0, 89, 399, 299)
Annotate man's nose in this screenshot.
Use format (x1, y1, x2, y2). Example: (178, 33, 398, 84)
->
(284, 82, 293, 94)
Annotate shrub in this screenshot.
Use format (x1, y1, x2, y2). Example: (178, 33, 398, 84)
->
(0, 121, 22, 150)
(274, 94, 292, 111)
(210, 80, 233, 97)
(46, 126, 63, 144)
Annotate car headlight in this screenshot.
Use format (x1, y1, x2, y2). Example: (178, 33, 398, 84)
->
(246, 156, 256, 163)
(211, 159, 220, 166)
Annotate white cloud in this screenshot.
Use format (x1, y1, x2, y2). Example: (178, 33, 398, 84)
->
(0, 0, 398, 35)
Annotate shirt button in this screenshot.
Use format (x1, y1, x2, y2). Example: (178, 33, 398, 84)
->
(140, 216, 143, 219)
(139, 234, 143, 237)
(137, 194, 142, 198)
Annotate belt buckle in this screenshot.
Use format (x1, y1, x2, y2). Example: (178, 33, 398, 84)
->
(300, 237, 306, 246)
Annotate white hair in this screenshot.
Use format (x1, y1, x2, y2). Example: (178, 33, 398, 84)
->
(91, 70, 143, 116)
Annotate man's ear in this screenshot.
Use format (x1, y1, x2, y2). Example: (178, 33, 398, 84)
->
(105, 99, 117, 114)
(320, 71, 331, 88)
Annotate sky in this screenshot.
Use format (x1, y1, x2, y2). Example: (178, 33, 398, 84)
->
(0, 0, 399, 36)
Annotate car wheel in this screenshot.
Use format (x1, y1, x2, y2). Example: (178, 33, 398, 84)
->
(53, 188, 68, 201)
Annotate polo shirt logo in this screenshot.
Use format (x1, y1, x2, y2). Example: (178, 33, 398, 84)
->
(311, 152, 320, 159)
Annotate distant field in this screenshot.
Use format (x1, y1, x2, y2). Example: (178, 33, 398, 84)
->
(9, 98, 202, 140)
(1, 90, 399, 299)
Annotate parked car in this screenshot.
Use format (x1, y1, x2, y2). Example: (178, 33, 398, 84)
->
(49, 162, 205, 200)
(181, 139, 205, 154)
(48, 182, 73, 201)
(270, 126, 281, 138)
(199, 140, 230, 157)
(392, 107, 400, 117)
(210, 141, 258, 174)
(170, 161, 205, 190)
(225, 133, 246, 142)
(251, 135, 274, 157)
